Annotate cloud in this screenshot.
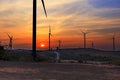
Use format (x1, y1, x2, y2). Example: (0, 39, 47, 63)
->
(86, 0, 120, 19)
(91, 27, 120, 34)
(88, 0, 120, 8)
(48, 0, 88, 15)
(45, 0, 120, 36)
(0, 0, 120, 50)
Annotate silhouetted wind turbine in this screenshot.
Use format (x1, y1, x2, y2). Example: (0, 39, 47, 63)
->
(112, 33, 116, 51)
(48, 26, 52, 51)
(58, 40, 61, 49)
(91, 41, 94, 49)
(32, 0, 47, 60)
(81, 31, 89, 49)
(7, 34, 13, 50)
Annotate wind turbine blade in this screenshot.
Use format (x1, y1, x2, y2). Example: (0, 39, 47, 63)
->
(7, 33, 10, 38)
(41, 0, 47, 17)
(80, 30, 84, 34)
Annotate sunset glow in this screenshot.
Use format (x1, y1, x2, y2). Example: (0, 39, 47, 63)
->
(40, 44, 45, 48)
(0, 0, 120, 50)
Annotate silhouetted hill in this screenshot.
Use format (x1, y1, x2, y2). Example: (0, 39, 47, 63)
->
(0, 48, 120, 65)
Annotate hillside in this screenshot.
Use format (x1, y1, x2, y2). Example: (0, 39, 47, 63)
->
(0, 48, 120, 65)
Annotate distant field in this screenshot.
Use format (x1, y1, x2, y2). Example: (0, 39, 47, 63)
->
(0, 61, 119, 80)
(0, 48, 120, 65)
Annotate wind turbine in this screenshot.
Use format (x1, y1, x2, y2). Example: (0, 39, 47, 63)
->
(32, 0, 47, 60)
(58, 40, 61, 49)
(48, 26, 52, 51)
(81, 30, 89, 49)
(91, 41, 94, 49)
(7, 34, 13, 50)
(112, 33, 116, 51)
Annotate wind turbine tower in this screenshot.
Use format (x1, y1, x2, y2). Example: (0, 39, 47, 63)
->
(7, 34, 13, 50)
(112, 33, 116, 51)
(48, 26, 52, 51)
(58, 40, 61, 49)
(81, 31, 88, 49)
(32, 0, 47, 60)
(91, 41, 94, 49)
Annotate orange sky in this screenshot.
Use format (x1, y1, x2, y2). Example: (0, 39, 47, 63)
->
(0, 0, 120, 50)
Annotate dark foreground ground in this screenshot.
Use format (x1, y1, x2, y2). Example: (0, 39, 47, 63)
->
(0, 61, 119, 80)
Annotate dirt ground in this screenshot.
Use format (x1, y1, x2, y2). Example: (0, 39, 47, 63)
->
(0, 61, 119, 80)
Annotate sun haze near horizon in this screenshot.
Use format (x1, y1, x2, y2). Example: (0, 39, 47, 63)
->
(0, 0, 120, 50)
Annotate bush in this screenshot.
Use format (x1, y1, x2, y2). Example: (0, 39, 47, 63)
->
(108, 60, 120, 66)
(0, 50, 6, 60)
